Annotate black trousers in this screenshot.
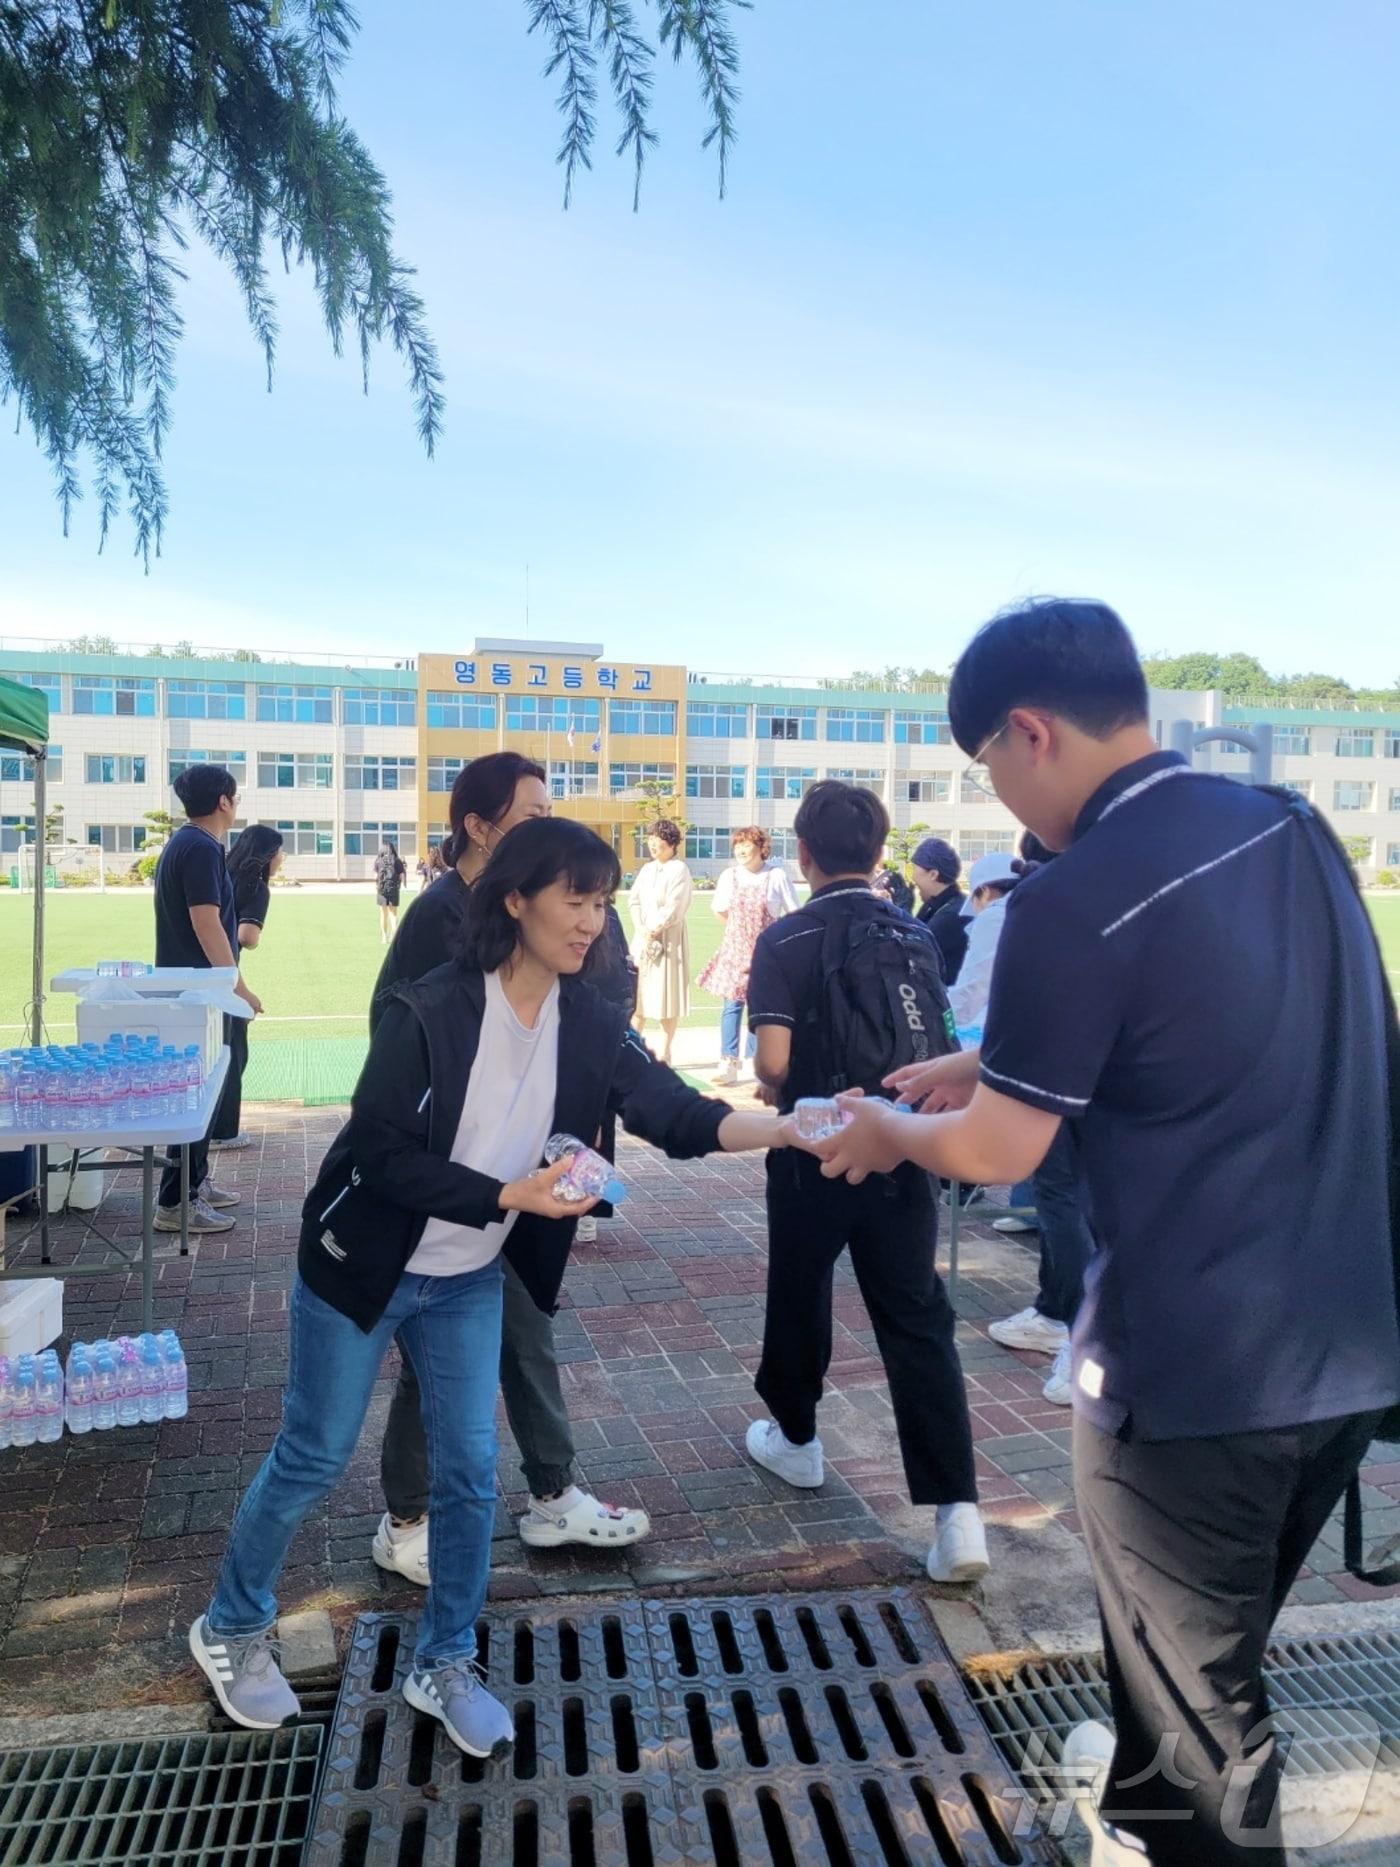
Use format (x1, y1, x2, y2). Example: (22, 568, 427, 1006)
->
(756, 1151, 977, 1505)
(1074, 1407, 1383, 1866)
(1030, 1124, 1095, 1326)
(159, 1015, 230, 1208)
(211, 1013, 249, 1143)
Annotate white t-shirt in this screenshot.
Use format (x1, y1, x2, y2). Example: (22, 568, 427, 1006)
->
(949, 894, 1009, 1035)
(406, 969, 560, 1276)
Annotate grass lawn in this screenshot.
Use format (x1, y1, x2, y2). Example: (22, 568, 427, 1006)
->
(5, 885, 1398, 1102)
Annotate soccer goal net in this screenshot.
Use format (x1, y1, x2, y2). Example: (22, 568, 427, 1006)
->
(14, 843, 107, 891)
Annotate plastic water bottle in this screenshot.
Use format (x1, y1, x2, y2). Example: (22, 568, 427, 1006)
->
(91, 1349, 118, 1431)
(9, 1360, 38, 1447)
(137, 1337, 165, 1424)
(35, 1351, 64, 1442)
(0, 1054, 16, 1130)
(65, 1348, 95, 1434)
(158, 1331, 189, 1420)
(161, 1048, 181, 1115)
(542, 1133, 627, 1205)
(183, 1046, 203, 1111)
(792, 1098, 854, 1142)
(114, 1342, 142, 1427)
(0, 1358, 11, 1450)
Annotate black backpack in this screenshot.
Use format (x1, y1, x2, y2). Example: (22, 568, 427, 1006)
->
(1258, 788, 1400, 1584)
(805, 895, 959, 1097)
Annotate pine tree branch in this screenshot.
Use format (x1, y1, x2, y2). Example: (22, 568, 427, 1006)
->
(656, 0, 746, 197)
(587, 0, 656, 209)
(524, 0, 598, 207)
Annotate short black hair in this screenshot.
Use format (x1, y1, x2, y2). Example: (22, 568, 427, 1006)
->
(947, 597, 1149, 756)
(173, 762, 237, 819)
(645, 819, 682, 850)
(463, 817, 622, 974)
(794, 780, 889, 877)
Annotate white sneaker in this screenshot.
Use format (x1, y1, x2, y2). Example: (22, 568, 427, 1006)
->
(745, 1418, 824, 1489)
(1043, 1342, 1073, 1406)
(987, 1307, 1069, 1355)
(574, 1215, 598, 1243)
(371, 1512, 430, 1586)
(517, 1486, 650, 1548)
(211, 1132, 251, 1151)
(993, 1214, 1037, 1234)
(712, 1060, 739, 1087)
(1061, 1722, 1150, 1863)
(926, 1502, 990, 1584)
(201, 1180, 241, 1209)
(155, 1198, 235, 1235)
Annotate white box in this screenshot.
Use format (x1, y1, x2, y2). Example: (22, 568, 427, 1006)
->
(0, 1279, 64, 1357)
(76, 997, 224, 1075)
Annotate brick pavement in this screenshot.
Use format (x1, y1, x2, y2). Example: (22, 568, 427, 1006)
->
(1, 1107, 1397, 1715)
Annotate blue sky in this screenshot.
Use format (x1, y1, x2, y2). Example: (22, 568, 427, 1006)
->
(3, 0, 1398, 681)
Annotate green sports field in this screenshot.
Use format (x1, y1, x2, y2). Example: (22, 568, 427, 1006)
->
(4, 888, 1398, 1105)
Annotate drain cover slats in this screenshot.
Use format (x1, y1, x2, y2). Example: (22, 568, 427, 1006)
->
(0, 1725, 323, 1866)
(306, 1588, 1051, 1865)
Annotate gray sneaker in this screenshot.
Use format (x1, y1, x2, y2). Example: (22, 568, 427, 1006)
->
(189, 1616, 300, 1730)
(212, 1132, 251, 1150)
(156, 1199, 235, 1234)
(404, 1658, 514, 1760)
(201, 1180, 242, 1209)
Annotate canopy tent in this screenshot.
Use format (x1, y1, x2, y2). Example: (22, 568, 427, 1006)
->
(0, 675, 51, 1045)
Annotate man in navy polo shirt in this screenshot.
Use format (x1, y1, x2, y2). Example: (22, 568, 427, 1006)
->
(794, 600, 1398, 1866)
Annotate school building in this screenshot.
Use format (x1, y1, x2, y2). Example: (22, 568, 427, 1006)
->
(3, 637, 1400, 882)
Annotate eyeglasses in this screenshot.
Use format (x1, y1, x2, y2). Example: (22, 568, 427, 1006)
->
(963, 720, 1009, 799)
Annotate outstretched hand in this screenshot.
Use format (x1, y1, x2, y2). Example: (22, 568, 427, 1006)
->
(884, 1048, 979, 1113)
(784, 1094, 912, 1185)
(498, 1158, 598, 1221)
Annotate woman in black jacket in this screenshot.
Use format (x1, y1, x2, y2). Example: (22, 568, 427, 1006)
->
(190, 819, 785, 1758)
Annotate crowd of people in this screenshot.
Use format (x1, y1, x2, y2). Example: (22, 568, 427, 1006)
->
(148, 596, 1399, 1867)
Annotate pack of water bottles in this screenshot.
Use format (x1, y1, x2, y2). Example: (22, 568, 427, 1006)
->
(0, 1036, 205, 1134)
(0, 1331, 188, 1446)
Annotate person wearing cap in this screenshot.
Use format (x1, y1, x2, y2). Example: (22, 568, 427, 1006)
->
(946, 851, 1021, 1039)
(910, 838, 969, 984)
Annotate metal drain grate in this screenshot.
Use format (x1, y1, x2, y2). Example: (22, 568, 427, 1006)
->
(306, 1588, 1053, 1865)
(968, 1632, 1400, 1810)
(0, 1724, 323, 1866)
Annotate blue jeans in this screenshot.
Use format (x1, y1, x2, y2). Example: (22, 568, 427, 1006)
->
(720, 997, 756, 1061)
(207, 1264, 503, 1668)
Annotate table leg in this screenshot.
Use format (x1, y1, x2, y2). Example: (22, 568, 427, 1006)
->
(180, 1143, 191, 1257)
(39, 1143, 51, 1264)
(142, 1146, 155, 1331)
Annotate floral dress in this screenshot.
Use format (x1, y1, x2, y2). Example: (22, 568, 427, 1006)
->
(698, 863, 798, 1003)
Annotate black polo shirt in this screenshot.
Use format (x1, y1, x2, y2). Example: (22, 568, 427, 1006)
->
(981, 751, 1399, 1442)
(748, 881, 941, 1112)
(153, 824, 237, 969)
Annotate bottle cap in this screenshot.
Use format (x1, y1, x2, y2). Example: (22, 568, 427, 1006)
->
(602, 1178, 627, 1205)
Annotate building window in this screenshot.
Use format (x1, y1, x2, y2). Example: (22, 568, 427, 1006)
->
(1, 815, 36, 853)
(893, 711, 951, 746)
(426, 821, 450, 847)
(344, 755, 416, 791)
(505, 695, 602, 735)
(609, 762, 675, 794)
(256, 752, 334, 790)
(169, 750, 246, 785)
(1385, 731, 1400, 759)
(345, 821, 417, 857)
(684, 828, 724, 862)
(16, 672, 62, 712)
(1389, 788, 1400, 812)
(961, 831, 1015, 860)
(166, 679, 247, 721)
(1388, 843, 1400, 867)
(686, 764, 746, 800)
(549, 761, 600, 799)
(687, 702, 749, 738)
(609, 698, 677, 736)
(85, 754, 147, 784)
(1, 747, 62, 783)
(1336, 730, 1375, 758)
(824, 767, 884, 795)
(1334, 780, 1374, 811)
(1274, 726, 1311, 756)
(1280, 779, 1312, 801)
(266, 820, 334, 856)
(767, 828, 799, 861)
(427, 757, 463, 792)
(425, 691, 498, 730)
(255, 683, 334, 724)
(826, 706, 886, 744)
(755, 766, 816, 801)
(343, 686, 416, 727)
(86, 824, 147, 853)
(903, 776, 950, 805)
(72, 675, 156, 717)
(960, 775, 993, 805)
(756, 704, 817, 742)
